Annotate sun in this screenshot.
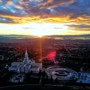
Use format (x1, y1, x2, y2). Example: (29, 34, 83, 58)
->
(27, 23, 54, 37)
(30, 29, 48, 37)
(23, 23, 69, 36)
(38, 34, 43, 37)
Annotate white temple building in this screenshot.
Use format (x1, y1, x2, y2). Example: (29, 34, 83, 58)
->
(9, 51, 42, 74)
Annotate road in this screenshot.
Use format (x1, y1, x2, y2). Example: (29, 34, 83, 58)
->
(0, 84, 90, 90)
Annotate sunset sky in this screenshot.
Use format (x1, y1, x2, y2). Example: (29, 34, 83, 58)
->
(0, 0, 90, 36)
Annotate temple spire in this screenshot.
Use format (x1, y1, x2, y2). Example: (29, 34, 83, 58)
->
(25, 50, 28, 58)
(23, 50, 31, 64)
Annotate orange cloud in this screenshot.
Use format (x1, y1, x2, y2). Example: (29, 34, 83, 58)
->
(5, 0, 13, 6)
(15, 5, 24, 10)
(0, 14, 90, 25)
(0, 0, 2, 2)
(41, 0, 74, 8)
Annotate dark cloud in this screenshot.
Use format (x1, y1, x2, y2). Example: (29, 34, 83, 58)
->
(68, 24, 90, 31)
(52, 0, 90, 18)
(68, 24, 90, 28)
(0, 17, 14, 23)
(0, 0, 74, 16)
(0, 0, 90, 25)
(23, 27, 35, 30)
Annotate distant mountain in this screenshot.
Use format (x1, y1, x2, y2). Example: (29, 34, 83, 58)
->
(46, 34, 90, 39)
(0, 35, 4, 38)
(0, 34, 90, 39)
(0, 35, 34, 39)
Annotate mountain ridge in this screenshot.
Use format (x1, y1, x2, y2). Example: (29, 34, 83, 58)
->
(0, 34, 90, 39)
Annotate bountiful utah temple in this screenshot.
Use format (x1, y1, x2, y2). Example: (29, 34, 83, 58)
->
(9, 51, 42, 74)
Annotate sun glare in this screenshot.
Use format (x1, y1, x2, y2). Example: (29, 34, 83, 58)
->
(23, 23, 69, 36)
(0, 23, 70, 36)
(30, 29, 47, 37)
